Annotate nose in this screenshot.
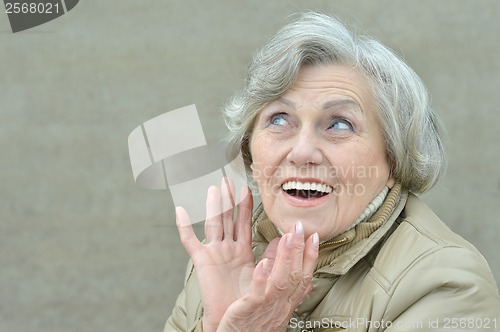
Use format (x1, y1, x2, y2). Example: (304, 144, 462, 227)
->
(286, 127, 323, 166)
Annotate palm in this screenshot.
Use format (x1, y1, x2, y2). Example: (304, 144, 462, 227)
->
(191, 239, 255, 298)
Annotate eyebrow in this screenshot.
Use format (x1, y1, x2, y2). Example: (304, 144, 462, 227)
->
(276, 97, 296, 109)
(323, 99, 361, 112)
(277, 97, 362, 113)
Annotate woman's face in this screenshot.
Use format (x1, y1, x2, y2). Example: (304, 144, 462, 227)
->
(250, 64, 394, 241)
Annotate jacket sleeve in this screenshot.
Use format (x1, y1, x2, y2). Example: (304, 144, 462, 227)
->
(381, 246, 500, 331)
(164, 260, 204, 332)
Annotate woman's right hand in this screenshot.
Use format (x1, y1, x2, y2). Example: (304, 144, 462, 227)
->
(175, 179, 256, 332)
(216, 222, 319, 332)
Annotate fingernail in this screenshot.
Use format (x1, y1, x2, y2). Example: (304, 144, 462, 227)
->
(175, 206, 189, 227)
(295, 221, 304, 236)
(175, 206, 181, 219)
(313, 232, 319, 248)
(287, 233, 293, 247)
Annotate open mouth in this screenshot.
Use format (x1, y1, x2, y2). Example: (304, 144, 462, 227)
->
(281, 180, 333, 199)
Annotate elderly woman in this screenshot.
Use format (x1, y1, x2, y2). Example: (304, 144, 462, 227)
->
(166, 12, 500, 332)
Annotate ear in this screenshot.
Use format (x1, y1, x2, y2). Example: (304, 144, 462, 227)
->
(386, 176, 396, 188)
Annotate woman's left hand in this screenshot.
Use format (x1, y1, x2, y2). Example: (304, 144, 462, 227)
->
(216, 223, 319, 332)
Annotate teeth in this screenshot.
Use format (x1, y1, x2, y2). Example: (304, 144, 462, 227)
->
(281, 181, 333, 194)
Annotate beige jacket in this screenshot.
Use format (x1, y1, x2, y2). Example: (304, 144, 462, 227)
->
(165, 187, 500, 331)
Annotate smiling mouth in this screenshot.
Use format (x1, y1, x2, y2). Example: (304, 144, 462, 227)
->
(281, 180, 333, 199)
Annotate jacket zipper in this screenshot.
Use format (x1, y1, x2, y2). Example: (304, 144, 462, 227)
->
(319, 236, 348, 248)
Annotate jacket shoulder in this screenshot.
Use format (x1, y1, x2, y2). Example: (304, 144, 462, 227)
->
(370, 193, 497, 293)
(366, 194, 500, 322)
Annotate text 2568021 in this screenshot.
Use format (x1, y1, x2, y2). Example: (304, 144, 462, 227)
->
(5, 2, 61, 14)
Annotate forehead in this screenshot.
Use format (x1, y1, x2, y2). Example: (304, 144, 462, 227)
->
(283, 64, 375, 110)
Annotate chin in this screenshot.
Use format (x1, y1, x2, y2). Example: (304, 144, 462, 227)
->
(271, 204, 339, 240)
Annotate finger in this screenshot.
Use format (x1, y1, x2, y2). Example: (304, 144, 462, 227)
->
(250, 258, 271, 298)
(286, 275, 312, 309)
(176, 206, 203, 255)
(262, 237, 280, 260)
(290, 221, 305, 274)
(267, 233, 293, 294)
(302, 232, 319, 277)
(235, 186, 253, 244)
(280, 222, 307, 306)
(266, 227, 310, 307)
(287, 233, 319, 307)
(220, 177, 235, 240)
(204, 186, 223, 243)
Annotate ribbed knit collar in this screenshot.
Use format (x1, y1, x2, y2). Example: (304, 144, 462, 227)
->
(253, 183, 405, 272)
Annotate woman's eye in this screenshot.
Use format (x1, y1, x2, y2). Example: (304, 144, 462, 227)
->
(269, 113, 288, 127)
(329, 118, 353, 131)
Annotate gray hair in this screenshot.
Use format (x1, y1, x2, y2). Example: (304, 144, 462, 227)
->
(223, 12, 446, 194)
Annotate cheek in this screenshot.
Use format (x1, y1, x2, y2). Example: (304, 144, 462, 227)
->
(332, 143, 390, 186)
(250, 136, 287, 196)
(250, 137, 268, 184)
(250, 135, 273, 175)
(364, 144, 391, 181)
(250, 159, 277, 186)
(354, 158, 391, 195)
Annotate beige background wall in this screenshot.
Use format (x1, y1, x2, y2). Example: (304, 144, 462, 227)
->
(1, 1, 499, 331)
